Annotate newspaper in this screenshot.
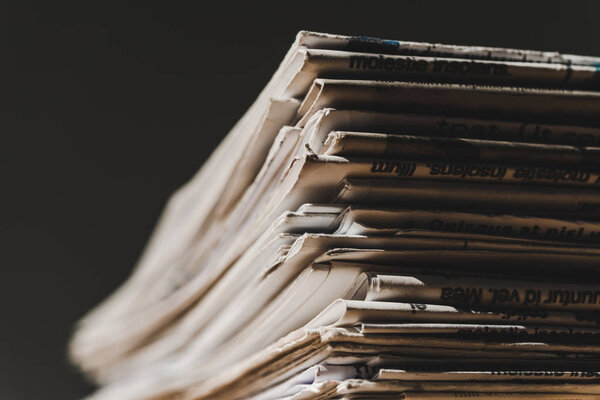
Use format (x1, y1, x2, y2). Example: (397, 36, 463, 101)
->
(333, 178, 600, 217)
(301, 108, 600, 147)
(74, 99, 600, 373)
(356, 270, 600, 311)
(295, 79, 600, 126)
(79, 227, 600, 384)
(320, 132, 600, 167)
(70, 31, 600, 400)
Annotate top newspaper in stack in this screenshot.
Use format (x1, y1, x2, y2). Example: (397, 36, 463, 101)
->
(69, 31, 600, 400)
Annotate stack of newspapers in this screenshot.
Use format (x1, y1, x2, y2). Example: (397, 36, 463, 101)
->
(71, 32, 600, 400)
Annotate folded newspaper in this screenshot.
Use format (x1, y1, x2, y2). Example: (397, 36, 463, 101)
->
(70, 31, 600, 400)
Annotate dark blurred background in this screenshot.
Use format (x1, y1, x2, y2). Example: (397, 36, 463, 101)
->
(4, 1, 600, 398)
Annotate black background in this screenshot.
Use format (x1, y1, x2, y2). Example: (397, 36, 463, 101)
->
(5, 1, 600, 398)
